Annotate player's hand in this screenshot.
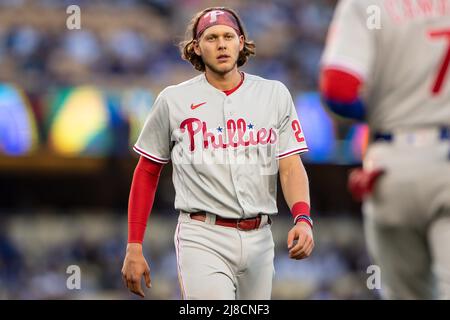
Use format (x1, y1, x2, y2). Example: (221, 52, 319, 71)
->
(287, 221, 314, 260)
(121, 243, 151, 298)
(348, 168, 385, 201)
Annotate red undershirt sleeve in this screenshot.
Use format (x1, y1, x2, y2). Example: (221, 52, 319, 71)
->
(320, 68, 361, 103)
(319, 67, 366, 121)
(128, 156, 164, 244)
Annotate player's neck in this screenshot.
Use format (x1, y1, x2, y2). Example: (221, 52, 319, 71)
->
(204, 68, 242, 91)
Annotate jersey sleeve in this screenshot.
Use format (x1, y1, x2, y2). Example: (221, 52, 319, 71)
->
(276, 83, 308, 160)
(133, 90, 171, 164)
(321, 0, 375, 80)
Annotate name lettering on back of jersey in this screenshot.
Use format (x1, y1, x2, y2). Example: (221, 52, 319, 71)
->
(384, 0, 450, 24)
(179, 118, 278, 152)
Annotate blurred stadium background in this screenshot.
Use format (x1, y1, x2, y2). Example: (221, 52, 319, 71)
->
(0, 0, 377, 299)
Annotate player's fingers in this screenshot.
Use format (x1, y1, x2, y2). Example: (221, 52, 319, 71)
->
(289, 233, 307, 256)
(294, 240, 314, 260)
(126, 278, 135, 294)
(289, 235, 305, 256)
(129, 275, 145, 298)
(121, 267, 132, 288)
(291, 237, 313, 259)
(291, 246, 307, 259)
(287, 229, 296, 249)
(302, 238, 315, 258)
(122, 273, 129, 289)
(305, 242, 315, 257)
(144, 269, 152, 289)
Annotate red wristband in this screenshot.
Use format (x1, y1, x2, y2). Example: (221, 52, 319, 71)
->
(291, 201, 310, 221)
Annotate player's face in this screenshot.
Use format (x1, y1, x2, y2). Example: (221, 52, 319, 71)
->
(194, 25, 244, 76)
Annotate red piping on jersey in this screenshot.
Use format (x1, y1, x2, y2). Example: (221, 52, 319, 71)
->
(133, 145, 169, 164)
(277, 147, 309, 159)
(223, 72, 244, 96)
(175, 223, 186, 299)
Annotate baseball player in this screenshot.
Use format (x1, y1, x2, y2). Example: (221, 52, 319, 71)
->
(320, 0, 450, 299)
(121, 7, 314, 300)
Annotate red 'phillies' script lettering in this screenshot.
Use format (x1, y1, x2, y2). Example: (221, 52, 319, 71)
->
(180, 118, 277, 152)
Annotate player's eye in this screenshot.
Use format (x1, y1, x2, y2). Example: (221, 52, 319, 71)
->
(225, 34, 234, 40)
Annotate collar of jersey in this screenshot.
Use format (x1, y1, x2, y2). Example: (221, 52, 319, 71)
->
(202, 71, 247, 97)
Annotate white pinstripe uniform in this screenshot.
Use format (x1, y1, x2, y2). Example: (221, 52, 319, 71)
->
(322, 0, 450, 299)
(134, 72, 308, 299)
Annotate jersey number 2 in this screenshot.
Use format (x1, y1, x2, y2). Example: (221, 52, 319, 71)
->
(291, 120, 305, 143)
(428, 28, 450, 96)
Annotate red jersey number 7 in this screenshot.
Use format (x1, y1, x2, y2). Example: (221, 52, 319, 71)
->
(428, 29, 450, 96)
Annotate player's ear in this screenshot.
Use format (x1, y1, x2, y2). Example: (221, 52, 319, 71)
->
(193, 39, 201, 56)
(239, 35, 244, 52)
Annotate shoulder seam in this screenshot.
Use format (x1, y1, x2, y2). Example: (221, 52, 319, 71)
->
(166, 75, 204, 90)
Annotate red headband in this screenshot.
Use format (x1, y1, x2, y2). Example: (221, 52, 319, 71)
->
(196, 9, 241, 39)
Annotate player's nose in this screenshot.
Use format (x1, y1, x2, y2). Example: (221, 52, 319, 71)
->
(217, 37, 227, 49)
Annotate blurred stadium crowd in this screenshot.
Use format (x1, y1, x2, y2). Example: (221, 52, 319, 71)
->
(0, 0, 334, 92)
(0, 0, 379, 299)
(0, 213, 375, 299)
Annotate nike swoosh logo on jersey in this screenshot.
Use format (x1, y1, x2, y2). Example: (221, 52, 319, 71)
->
(190, 102, 206, 110)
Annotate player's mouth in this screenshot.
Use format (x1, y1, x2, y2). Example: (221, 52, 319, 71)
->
(217, 54, 230, 62)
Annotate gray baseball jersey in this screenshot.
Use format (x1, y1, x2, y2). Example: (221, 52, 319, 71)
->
(321, 0, 450, 132)
(322, 0, 450, 299)
(134, 72, 308, 219)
